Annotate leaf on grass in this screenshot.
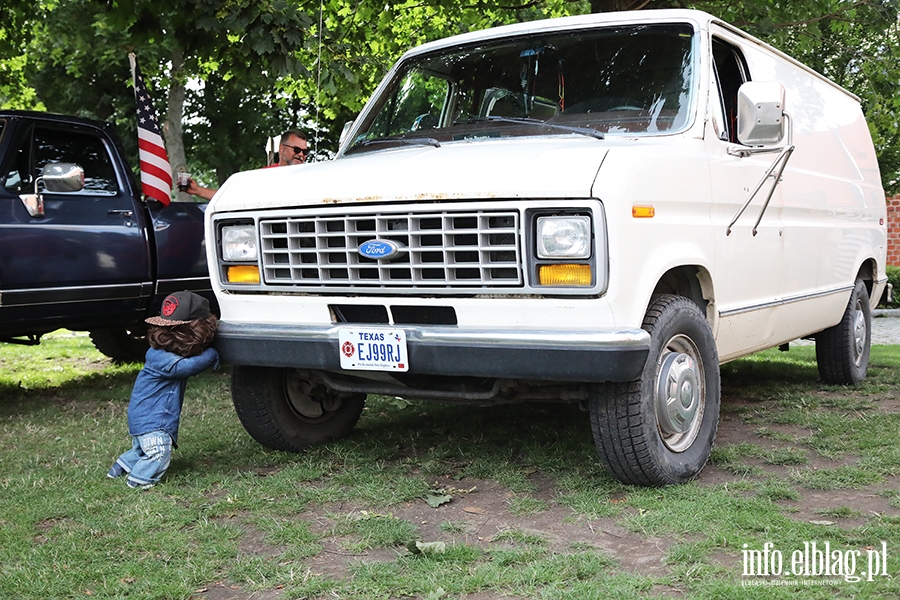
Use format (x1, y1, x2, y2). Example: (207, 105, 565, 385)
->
(388, 397, 414, 410)
(425, 493, 452, 508)
(424, 587, 447, 599)
(407, 540, 448, 555)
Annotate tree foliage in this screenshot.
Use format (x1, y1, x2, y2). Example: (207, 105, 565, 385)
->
(2, 0, 899, 191)
(689, 0, 900, 191)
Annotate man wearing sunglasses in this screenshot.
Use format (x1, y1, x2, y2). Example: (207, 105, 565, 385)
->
(271, 130, 310, 167)
(185, 129, 309, 200)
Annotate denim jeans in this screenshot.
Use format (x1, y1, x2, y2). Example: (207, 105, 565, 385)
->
(115, 430, 173, 487)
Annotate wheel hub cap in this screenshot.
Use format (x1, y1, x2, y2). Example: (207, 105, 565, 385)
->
(852, 302, 866, 363)
(657, 352, 700, 436)
(284, 372, 324, 418)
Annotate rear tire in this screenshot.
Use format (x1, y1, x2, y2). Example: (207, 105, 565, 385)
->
(588, 295, 720, 486)
(231, 366, 366, 452)
(815, 278, 871, 385)
(89, 328, 149, 363)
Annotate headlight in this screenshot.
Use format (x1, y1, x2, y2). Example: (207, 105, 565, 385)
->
(536, 216, 591, 259)
(221, 225, 258, 262)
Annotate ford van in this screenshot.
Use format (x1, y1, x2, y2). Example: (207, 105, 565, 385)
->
(205, 9, 889, 485)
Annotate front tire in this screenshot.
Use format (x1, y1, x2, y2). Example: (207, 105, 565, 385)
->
(815, 278, 871, 385)
(231, 366, 366, 452)
(89, 328, 149, 363)
(588, 295, 720, 486)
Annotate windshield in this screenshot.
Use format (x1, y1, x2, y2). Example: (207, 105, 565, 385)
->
(347, 23, 696, 154)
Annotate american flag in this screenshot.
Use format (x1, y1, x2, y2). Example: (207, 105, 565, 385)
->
(129, 53, 172, 206)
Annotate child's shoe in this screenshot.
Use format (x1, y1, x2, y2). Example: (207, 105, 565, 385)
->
(107, 463, 126, 478)
(126, 478, 154, 490)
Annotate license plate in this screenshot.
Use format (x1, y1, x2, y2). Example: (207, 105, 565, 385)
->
(339, 327, 409, 372)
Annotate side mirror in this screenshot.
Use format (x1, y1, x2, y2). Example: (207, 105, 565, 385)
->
(736, 81, 785, 146)
(42, 162, 85, 192)
(18, 162, 85, 218)
(339, 121, 355, 146)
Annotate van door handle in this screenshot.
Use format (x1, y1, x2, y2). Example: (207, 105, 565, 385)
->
(108, 209, 134, 217)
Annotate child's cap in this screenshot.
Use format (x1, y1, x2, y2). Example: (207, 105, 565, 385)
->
(145, 291, 211, 326)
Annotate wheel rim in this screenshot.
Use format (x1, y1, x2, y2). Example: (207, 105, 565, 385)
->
(655, 334, 705, 453)
(852, 299, 867, 366)
(283, 370, 342, 421)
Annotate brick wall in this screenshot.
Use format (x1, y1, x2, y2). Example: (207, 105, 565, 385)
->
(889, 196, 900, 267)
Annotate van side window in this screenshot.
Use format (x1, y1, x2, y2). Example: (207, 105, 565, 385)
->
(712, 39, 750, 143)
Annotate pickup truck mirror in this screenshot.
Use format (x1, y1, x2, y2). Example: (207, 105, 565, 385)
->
(42, 162, 85, 193)
(18, 162, 85, 218)
(736, 81, 786, 146)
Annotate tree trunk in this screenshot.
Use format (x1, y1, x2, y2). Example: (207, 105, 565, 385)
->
(163, 46, 190, 201)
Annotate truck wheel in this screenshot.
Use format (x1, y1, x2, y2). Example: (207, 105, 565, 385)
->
(89, 329, 149, 363)
(588, 295, 720, 486)
(231, 366, 366, 452)
(815, 278, 871, 385)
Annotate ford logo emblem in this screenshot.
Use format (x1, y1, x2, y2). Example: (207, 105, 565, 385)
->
(358, 239, 403, 260)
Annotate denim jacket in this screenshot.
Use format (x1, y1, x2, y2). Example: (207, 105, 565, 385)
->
(127, 347, 219, 444)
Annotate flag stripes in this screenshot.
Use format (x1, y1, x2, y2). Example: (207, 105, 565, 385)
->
(130, 53, 173, 206)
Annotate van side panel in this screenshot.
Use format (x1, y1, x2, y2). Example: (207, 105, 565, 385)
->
(723, 32, 885, 346)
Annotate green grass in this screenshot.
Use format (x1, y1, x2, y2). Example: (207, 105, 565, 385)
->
(1, 333, 899, 598)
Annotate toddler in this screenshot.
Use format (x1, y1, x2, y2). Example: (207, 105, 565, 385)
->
(108, 291, 219, 489)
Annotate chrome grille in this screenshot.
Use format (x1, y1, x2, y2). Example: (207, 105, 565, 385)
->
(260, 210, 522, 288)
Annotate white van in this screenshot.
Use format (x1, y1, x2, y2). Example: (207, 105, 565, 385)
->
(206, 9, 889, 485)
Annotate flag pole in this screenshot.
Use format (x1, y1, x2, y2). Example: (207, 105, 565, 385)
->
(128, 52, 136, 83)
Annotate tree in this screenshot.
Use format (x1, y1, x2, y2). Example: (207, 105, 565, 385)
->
(4, 0, 319, 185)
(3, 0, 899, 192)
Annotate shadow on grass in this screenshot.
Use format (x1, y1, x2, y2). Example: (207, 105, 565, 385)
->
(0, 344, 833, 482)
(4, 342, 895, 486)
(0, 370, 139, 412)
(720, 346, 819, 386)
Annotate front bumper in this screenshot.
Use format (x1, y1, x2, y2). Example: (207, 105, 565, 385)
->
(215, 322, 650, 383)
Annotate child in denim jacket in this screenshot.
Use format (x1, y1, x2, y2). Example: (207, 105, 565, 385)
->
(108, 291, 219, 489)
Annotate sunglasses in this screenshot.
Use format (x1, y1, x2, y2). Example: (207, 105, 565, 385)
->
(281, 144, 310, 156)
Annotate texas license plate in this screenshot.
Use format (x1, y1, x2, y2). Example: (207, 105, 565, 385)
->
(338, 327, 409, 372)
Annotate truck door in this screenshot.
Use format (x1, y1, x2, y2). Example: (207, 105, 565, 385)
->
(706, 34, 785, 360)
(147, 201, 212, 301)
(0, 120, 152, 335)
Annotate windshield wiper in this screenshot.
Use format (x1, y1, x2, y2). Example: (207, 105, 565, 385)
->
(454, 116, 604, 140)
(346, 136, 441, 155)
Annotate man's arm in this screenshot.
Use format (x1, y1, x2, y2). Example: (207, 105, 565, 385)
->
(187, 178, 217, 201)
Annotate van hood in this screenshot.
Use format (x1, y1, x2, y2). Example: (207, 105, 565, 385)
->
(210, 137, 608, 212)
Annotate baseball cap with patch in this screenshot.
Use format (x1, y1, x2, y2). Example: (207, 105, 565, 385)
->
(145, 291, 211, 326)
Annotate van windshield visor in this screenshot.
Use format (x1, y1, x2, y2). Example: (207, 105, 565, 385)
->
(347, 23, 696, 154)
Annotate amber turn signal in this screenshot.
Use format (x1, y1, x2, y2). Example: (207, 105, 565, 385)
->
(226, 265, 261, 284)
(538, 264, 592, 286)
(632, 205, 655, 218)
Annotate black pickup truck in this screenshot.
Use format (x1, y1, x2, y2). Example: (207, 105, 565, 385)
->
(0, 110, 214, 361)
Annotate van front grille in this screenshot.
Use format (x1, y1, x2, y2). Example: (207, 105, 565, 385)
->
(260, 209, 522, 289)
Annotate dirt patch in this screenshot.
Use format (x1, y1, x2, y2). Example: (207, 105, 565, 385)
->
(785, 481, 900, 528)
(193, 376, 899, 598)
(190, 582, 283, 600)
